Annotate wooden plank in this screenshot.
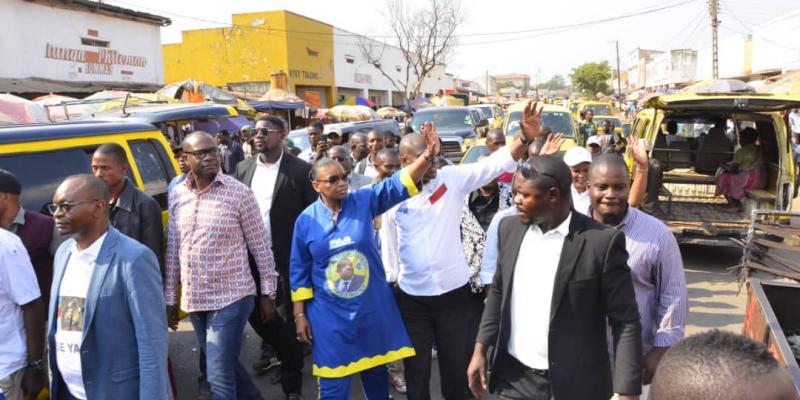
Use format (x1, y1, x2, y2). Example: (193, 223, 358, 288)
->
(753, 238, 800, 253)
(747, 261, 800, 281)
(754, 222, 800, 238)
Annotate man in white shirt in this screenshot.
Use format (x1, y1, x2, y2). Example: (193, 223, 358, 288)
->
(789, 108, 800, 135)
(298, 121, 327, 163)
(0, 230, 45, 400)
(564, 146, 593, 216)
(354, 129, 385, 178)
(48, 174, 170, 400)
(467, 155, 642, 400)
(385, 102, 546, 400)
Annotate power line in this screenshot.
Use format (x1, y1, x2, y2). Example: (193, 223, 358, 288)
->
(107, 0, 700, 41)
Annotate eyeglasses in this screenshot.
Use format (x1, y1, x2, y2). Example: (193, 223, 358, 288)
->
(254, 128, 283, 137)
(184, 147, 220, 159)
(315, 174, 347, 185)
(47, 199, 100, 214)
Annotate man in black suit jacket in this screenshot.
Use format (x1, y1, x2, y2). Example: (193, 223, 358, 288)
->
(467, 155, 642, 400)
(235, 116, 317, 400)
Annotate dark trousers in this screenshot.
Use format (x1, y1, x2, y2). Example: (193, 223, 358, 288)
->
(394, 284, 483, 400)
(495, 356, 552, 400)
(248, 296, 304, 395)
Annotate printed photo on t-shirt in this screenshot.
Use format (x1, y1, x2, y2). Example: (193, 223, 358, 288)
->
(57, 296, 86, 332)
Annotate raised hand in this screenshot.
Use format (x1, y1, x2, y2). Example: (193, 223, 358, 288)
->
(420, 122, 441, 158)
(520, 100, 544, 141)
(631, 138, 649, 168)
(541, 133, 566, 155)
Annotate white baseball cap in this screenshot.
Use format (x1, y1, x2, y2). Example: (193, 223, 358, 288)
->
(563, 146, 593, 167)
(586, 135, 602, 147)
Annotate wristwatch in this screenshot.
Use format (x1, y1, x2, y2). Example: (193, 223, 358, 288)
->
(517, 133, 533, 146)
(27, 359, 44, 371)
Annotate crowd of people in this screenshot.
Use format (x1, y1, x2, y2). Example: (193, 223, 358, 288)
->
(1, 100, 798, 400)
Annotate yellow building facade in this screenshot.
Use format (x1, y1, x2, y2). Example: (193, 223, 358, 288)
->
(163, 10, 336, 107)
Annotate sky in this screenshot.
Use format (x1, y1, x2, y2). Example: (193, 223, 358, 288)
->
(108, 0, 797, 84)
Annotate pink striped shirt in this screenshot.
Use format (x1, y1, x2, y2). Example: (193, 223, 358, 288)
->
(615, 206, 688, 353)
(165, 172, 277, 312)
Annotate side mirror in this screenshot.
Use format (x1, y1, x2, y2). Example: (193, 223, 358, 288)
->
(478, 118, 489, 127)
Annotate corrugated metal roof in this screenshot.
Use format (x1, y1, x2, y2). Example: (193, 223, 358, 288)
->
(0, 78, 162, 97)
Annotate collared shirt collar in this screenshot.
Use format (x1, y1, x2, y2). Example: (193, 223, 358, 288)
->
(615, 205, 636, 229)
(112, 178, 135, 212)
(11, 206, 25, 227)
(532, 212, 572, 237)
(256, 150, 283, 167)
(185, 170, 227, 192)
(71, 230, 108, 258)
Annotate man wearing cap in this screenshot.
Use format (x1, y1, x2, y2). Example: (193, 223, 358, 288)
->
(564, 146, 594, 216)
(239, 125, 255, 158)
(0, 169, 65, 304)
(326, 131, 343, 146)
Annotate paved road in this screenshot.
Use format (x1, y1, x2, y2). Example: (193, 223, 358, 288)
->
(169, 244, 747, 400)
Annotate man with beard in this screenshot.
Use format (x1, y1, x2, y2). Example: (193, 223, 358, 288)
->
(588, 154, 688, 398)
(234, 117, 315, 400)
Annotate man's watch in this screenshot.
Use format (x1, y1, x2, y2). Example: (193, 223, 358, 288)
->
(27, 359, 44, 371)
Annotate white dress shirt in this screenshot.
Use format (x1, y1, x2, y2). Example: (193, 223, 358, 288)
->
(571, 185, 591, 217)
(385, 146, 517, 296)
(298, 148, 315, 163)
(55, 232, 108, 400)
(508, 213, 571, 370)
(380, 204, 401, 283)
(479, 206, 518, 285)
(250, 152, 282, 235)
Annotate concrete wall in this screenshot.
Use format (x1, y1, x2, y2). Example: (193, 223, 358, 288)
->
(0, 0, 164, 84)
(751, 10, 800, 73)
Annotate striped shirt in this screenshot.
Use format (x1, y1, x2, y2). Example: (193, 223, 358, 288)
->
(614, 206, 688, 353)
(165, 171, 278, 312)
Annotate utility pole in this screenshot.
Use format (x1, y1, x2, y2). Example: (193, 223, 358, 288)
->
(710, 0, 719, 79)
(615, 41, 623, 112)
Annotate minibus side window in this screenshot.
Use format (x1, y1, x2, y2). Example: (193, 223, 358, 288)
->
(129, 141, 170, 208)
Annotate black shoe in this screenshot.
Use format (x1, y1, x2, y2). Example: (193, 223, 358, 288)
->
(286, 393, 302, 400)
(252, 355, 282, 372)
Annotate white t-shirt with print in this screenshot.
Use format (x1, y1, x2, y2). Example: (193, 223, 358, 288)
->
(54, 233, 107, 400)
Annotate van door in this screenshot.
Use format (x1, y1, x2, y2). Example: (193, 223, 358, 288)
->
(127, 140, 176, 209)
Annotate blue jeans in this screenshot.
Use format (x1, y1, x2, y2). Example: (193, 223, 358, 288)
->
(190, 295, 262, 400)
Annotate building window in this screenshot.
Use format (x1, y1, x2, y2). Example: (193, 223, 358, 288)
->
(345, 54, 355, 64)
(396, 65, 402, 72)
(306, 47, 319, 57)
(81, 37, 109, 48)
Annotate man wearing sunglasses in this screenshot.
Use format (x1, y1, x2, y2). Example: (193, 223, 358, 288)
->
(327, 145, 371, 192)
(48, 174, 170, 400)
(234, 117, 316, 400)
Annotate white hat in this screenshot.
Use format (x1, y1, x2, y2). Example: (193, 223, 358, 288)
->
(586, 135, 602, 147)
(563, 146, 593, 167)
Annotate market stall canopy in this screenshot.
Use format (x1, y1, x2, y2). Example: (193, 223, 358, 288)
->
(157, 79, 239, 104)
(193, 116, 253, 134)
(338, 96, 376, 108)
(250, 88, 305, 111)
(626, 89, 647, 102)
(32, 94, 91, 121)
(377, 107, 406, 118)
(326, 105, 378, 122)
(682, 79, 756, 94)
(0, 93, 50, 124)
(766, 70, 800, 95)
(311, 108, 328, 120)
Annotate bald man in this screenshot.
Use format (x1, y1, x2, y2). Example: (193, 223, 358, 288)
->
(485, 129, 506, 154)
(48, 174, 170, 400)
(383, 104, 547, 400)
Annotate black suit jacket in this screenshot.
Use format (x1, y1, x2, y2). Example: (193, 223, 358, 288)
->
(476, 212, 642, 399)
(235, 153, 317, 293)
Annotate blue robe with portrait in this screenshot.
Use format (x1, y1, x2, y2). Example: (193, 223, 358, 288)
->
(290, 170, 419, 378)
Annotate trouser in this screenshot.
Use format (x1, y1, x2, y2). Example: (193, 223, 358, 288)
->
(190, 295, 262, 400)
(495, 356, 552, 400)
(247, 295, 304, 394)
(318, 366, 389, 400)
(394, 284, 483, 400)
(0, 368, 24, 400)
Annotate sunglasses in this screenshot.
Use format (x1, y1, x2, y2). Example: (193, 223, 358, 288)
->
(254, 128, 283, 137)
(315, 174, 347, 185)
(184, 147, 219, 159)
(47, 199, 101, 214)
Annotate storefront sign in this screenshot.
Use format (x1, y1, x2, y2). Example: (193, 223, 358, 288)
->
(354, 73, 372, 84)
(305, 91, 321, 108)
(290, 69, 320, 80)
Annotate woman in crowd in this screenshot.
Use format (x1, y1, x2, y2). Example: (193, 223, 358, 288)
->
(715, 127, 766, 212)
(289, 123, 440, 399)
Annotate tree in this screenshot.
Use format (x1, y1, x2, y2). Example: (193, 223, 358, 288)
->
(570, 62, 612, 96)
(538, 74, 567, 91)
(359, 0, 464, 101)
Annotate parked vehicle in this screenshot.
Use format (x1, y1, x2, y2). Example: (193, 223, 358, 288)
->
(288, 119, 402, 153)
(410, 107, 489, 163)
(593, 115, 624, 135)
(502, 103, 578, 151)
(633, 92, 800, 245)
(574, 101, 615, 119)
(0, 121, 179, 220)
(469, 104, 506, 129)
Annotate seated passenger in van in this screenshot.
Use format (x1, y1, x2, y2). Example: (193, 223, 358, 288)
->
(665, 121, 686, 147)
(715, 127, 766, 212)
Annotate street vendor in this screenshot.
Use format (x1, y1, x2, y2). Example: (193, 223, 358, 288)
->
(289, 123, 440, 399)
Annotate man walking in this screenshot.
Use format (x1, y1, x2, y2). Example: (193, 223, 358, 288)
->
(327, 145, 371, 192)
(384, 102, 546, 400)
(0, 229, 46, 400)
(0, 169, 64, 304)
(348, 132, 369, 164)
(299, 121, 327, 163)
(467, 155, 643, 400)
(235, 117, 316, 400)
(589, 154, 688, 396)
(216, 130, 244, 175)
(91, 143, 163, 269)
(48, 174, 170, 400)
(167, 131, 279, 399)
(355, 129, 385, 178)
